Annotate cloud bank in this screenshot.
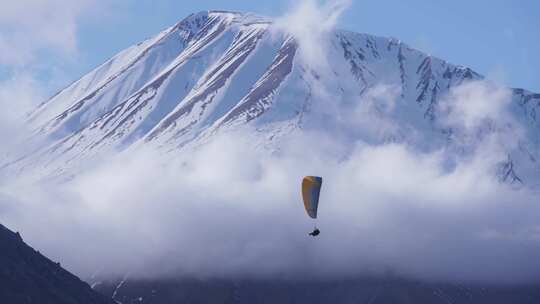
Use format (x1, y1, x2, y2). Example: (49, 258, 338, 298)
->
(2, 78, 540, 285)
(0, 0, 98, 65)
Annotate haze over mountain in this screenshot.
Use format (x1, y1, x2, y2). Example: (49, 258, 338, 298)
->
(1, 6, 540, 301)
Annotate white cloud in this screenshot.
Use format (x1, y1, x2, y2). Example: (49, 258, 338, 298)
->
(0, 0, 97, 66)
(344, 84, 401, 140)
(0, 72, 46, 157)
(2, 122, 540, 283)
(274, 0, 351, 71)
(435, 80, 523, 173)
(0, 0, 113, 156)
(438, 80, 512, 132)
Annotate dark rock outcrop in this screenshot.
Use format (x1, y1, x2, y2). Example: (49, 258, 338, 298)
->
(0, 223, 114, 304)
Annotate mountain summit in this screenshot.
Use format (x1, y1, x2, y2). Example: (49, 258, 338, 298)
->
(4, 10, 540, 183)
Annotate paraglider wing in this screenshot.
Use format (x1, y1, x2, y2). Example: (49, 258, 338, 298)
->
(302, 176, 323, 219)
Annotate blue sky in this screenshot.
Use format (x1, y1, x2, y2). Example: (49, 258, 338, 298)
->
(1, 0, 539, 103)
(70, 0, 540, 93)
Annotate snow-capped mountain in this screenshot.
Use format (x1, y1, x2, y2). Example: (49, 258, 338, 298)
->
(4, 10, 540, 182)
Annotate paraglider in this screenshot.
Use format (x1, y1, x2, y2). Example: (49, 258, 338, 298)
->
(301, 176, 322, 237)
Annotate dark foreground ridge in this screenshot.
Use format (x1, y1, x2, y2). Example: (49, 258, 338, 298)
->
(0, 223, 114, 304)
(95, 277, 540, 304)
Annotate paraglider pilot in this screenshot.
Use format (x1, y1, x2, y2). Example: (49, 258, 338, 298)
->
(308, 227, 320, 237)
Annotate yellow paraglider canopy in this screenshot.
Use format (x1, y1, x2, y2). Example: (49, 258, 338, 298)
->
(302, 176, 322, 219)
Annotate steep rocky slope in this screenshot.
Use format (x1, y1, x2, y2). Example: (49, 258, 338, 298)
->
(0, 223, 114, 304)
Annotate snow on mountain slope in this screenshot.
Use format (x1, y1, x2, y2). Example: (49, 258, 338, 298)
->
(4, 10, 540, 183)
(28, 12, 211, 139)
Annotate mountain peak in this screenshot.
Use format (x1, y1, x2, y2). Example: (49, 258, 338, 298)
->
(3, 11, 540, 184)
